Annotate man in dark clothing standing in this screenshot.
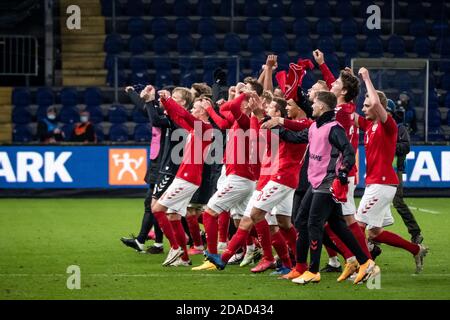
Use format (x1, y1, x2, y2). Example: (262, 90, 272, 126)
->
(387, 99, 423, 244)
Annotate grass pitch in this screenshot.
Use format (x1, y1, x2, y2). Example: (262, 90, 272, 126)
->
(0, 197, 449, 300)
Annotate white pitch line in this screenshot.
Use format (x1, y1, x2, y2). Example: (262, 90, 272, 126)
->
(409, 206, 441, 214)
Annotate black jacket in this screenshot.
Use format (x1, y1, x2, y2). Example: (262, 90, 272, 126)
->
(396, 123, 410, 172)
(275, 111, 355, 192)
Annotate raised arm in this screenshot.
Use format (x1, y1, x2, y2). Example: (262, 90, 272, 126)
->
(126, 86, 145, 109)
(159, 91, 196, 130)
(263, 55, 277, 92)
(205, 103, 233, 130)
(220, 93, 250, 129)
(313, 49, 335, 89)
(359, 67, 388, 123)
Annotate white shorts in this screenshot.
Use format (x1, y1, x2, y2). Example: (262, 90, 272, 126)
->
(242, 190, 277, 225)
(207, 174, 255, 216)
(251, 181, 294, 217)
(341, 176, 357, 216)
(230, 189, 254, 220)
(158, 178, 199, 217)
(355, 184, 397, 229)
(216, 165, 227, 190)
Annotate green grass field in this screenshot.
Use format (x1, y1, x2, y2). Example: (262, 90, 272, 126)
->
(0, 197, 449, 300)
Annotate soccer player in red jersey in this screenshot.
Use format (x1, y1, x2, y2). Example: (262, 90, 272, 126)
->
(151, 90, 213, 267)
(353, 68, 428, 275)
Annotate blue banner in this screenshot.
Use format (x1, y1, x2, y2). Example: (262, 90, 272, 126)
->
(0, 145, 448, 189)
(0, 146, 150, 189)
(357, 145, 450, 188)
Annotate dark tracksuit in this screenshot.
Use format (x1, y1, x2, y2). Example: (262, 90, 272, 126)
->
(277, 111, 369, 273)
(393, 123, 422, 238)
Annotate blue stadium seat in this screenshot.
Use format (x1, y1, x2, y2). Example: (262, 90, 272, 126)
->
(131, 71, 150, 85)
(226, 58, 243, 86)
(317, 36, 335, 54)
(149, 0, 168, 16)
(100, 0, 114, 17)
(12, 107, 32, 124)
(249, 53, 266, 76)
(174, 0, 190, 16)
(290, 1, 306, 18)
(109, 104, 128, 124)
(335, 0, 353, 18)
(316, 18, 334, 36)
(388, 35, 406, 57)
(152, 36, 170, 54)
(13, 125, 33, 142)
(60, 88, 78, 107)
(324, 53, 340, 75)
(428, 109, 442, 128)
(180, 71, 197, 88)
(59, 106, 80, 124)
(268, 18, 286, 36)
(434, 37, 450, 55)
(197, 0, 214, 16)
(276, 53, 290, 71)
(134, 124, 152, 142)
(104, 54, 125, 72)
(340, 18, 358, 36)
(177, 35, 194, 54)
(246, 18, 263, 36)
(294, 36, 313, 56)
(407, 3, 425, 20)
(106, 70, 128, 87)
(155, 70, 173, 89)
(271, 37, 289, 54)
(154, 57, 171, 71)
(429, 2, 448, 20)
(198, 35, 218, 54)
(132, 108, 148, 124)
(247, 36, 266, 53)
(151, 18, 169, 35)
(409, 19, 428, 37)
(219, 1, 231, 16)
(95, 124, 104, 142)
(61, 124, 73, 141)
(266, 0, 284, 17)
(109, 124, 129, 142)
(129, 56, 148, 73)
(12, 88, 31, 107)
(414, 37, 431, 57)
(314, 0, 330, 18)
(36, 87, 54, 108)
(302, 72, 315, 90)
(104, 34, 123, 54)
(224, 33, 241, 55)
(365, 36, 383, 57)
(86, 105, 103, 124)
(432, 20, 449, 37)
(244, 1, 262, 17)
(84, 87, 102, 107)
(428, 127, 446, 142)
(340, 36, 358, 55)
(447, 110, 450, 125)
(198, 18, 216, 36)
(129, 35, 147, 54)
(394, 71, 412, 92)
(179, 56, 195, 72)
(445, 92, 450, 109)
(127, 17, 145, 36)
(36, 105, 49, 120)
(442, 73, 450, 91)
(293, 18, 309, 36)
(126, 0, 144, 16)
(175, 18, 192, 36)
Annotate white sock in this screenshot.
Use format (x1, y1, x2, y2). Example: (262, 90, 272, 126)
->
(153, 242, 163, 248)
(346, 256, 357, 264)
(194, 245, 204, 250)
(328, 256, 340, 268)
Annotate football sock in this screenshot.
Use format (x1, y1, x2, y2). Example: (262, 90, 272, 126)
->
(152, 211, 179, 249)
(255, 220, 274, 261)
(325, 245, 338, 258)
(186, 214, 203, 247)
(328, 256, 340, 268)
(202, 211, 219, 254)
(181, 217, 192, 246)
(349, 222, 372, 259)
(272, 230, 292, 268)
(373, 230, 420, 255)
(218, 211, 231, 243)
(325, 223, 354, 260)
(170, 220, 189, 261)
(280, 225, 297, 259)
(222, 228, 249, 263)
(295, 262, 308, 274)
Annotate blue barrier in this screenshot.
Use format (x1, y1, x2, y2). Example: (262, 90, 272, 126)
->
(0, 145, 448, 189)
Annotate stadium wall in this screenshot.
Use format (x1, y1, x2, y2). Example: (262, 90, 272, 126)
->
(0, 145, 449, 197)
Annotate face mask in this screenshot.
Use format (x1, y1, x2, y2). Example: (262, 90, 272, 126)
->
(80, 116, 88, 123)
(47, 114, 56, 120)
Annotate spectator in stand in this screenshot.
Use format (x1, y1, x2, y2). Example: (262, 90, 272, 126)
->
(397, 92, 417, 135)
(37, 106, 64, 143)
(71, 110, 96, 143)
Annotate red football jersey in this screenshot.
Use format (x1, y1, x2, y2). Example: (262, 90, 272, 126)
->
(270, 118, 312, 189)
(335, 102, 359, 178)
(358, 115, 399, 185)
(161, 97, 213, 186)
